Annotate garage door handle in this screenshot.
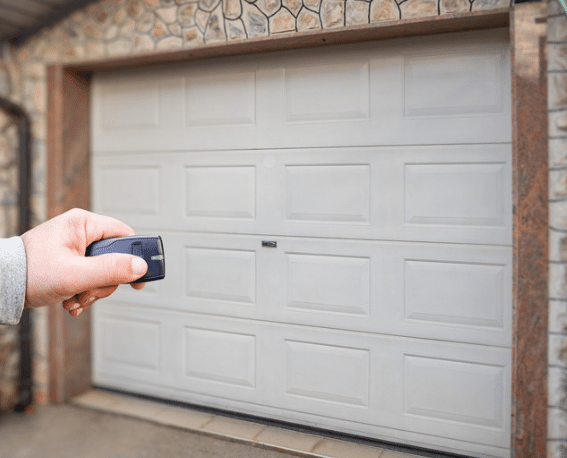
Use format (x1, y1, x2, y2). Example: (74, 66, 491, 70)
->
(262, 241, 277, 248)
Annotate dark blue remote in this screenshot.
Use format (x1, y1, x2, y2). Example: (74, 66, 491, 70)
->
(85, 235, 165, 283)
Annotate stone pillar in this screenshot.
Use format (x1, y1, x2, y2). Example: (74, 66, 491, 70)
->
(548, 0, 567, 455)
(0, 56, 23, 412)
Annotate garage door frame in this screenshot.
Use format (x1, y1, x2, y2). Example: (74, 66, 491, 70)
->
(45, 7, 547, 457)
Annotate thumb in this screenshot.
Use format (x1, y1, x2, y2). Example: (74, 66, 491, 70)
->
(71, 254, 148, 291)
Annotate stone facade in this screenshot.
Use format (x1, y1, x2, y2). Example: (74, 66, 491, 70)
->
(548, 0, 567, 455)
(0, 0, 511, 428)
(0, 61, 29, 412)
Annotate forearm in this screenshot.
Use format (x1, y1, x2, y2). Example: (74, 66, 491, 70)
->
(0, 236, 27, 325)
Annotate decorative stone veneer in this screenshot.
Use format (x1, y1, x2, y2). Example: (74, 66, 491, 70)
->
(13, 0, 510, 61)
(0, 0, 510, 413)
(0, 62, 30, 412)
(548, 0, 567, 455)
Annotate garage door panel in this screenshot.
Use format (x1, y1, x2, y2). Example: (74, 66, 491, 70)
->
(278, 238, 511, 347)
(404, 162, 507, 227)
(99, 165, 161, 216)
(282, 61, 371, 123)
(94, 309, 510, 453)
(98, 79, 160, 130)
(285, 164, 371, 224)
(98, 314, 161, 371)
(185, 71, 257, 127)
(184, 327, 256, 389)
(93, 145, 510, 245)
(94, 307, 264, 401)
(93, 308, 511, 457)
(404, 259, 506, 328)
(185, 246, 257, 305)
(403, 354, 504, 429)
(402, 50, 506, 118)
(284, 339, 370, 408)
(108, 233, 510, 347)
(268, 326, 510, 449)
(177, 316, 269, 402)
(92, 30, 510, 154)
(92, 29, 512, 457)
(93, 308, 177, 388)
(185, 166, 256, 220)
(285, 252, 370, 316)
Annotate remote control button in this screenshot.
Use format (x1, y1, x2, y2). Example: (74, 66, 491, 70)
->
(132, 242, 142, 257)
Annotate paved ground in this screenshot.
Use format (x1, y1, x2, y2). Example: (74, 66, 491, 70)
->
(0, 401, 456, 458)
(0, 404, 308, 458)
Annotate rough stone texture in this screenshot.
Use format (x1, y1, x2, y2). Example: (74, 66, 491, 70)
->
(399, 0, 437, 19)
(346, 0, 369, 25)
(283, 0, 303, 16)
(137, 12, 155, 31)
(195, 9, 211, 32)
(205, 5, 227, 42)
(157, 36, 184, 49)
(179, 3, 198, 25)
(321, 0, 345, 27)
(550, 110, 567, 137)
(224, 0, 243, 19)
(0, 325, 19, 410)
(548, 44, 567, 72)
(108, 39, 132, 56)
(153, 18, 169, 38)
(549, 73, 567, 110)
(470, 0, 509, 11)
(184, 26, 204, 44)
(200, 0, 221, 13)
(270, 8, 296, 32)
(157, 5, 179, 22)
(549, 0, 567, 454)
(297, 7, 321, 29)
(256, 0, 282, 17)
(439, 0, 469, 14)
(242, 2, 269, 36)
(226, 18, 247, 38)
(370, 0, 399, 22)
(550, 139, 567, 168)
(0, 59, 28, 411)
(303, 0, 322, 11)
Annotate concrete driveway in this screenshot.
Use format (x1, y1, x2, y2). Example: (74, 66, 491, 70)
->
(0, 391, 456, 458)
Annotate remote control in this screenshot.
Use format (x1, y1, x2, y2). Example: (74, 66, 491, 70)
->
(86, 235, 165, 283)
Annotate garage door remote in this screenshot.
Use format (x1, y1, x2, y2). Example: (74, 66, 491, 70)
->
(86, 235, 165, 283)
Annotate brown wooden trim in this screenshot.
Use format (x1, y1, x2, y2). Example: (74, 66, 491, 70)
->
(68, 9, 509, 73)
(47, 65, 92, 403)
(510, 3, 548, 456)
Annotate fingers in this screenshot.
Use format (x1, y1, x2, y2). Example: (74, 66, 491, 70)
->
(85, 212, 136, 245)
(63, 209, 136, 251)
(65, 253, 147, 294)
(63, 285, 118, 316)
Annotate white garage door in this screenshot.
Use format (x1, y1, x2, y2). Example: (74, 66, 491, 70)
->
(91, 29, 512, 458)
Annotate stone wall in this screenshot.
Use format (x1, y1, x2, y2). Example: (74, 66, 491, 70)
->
(0, 0, 510, 412)
(0, 60, 25, 411)
(548, 0, 567, 455)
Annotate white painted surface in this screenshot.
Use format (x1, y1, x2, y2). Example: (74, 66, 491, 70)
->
(91, 29, 512, 458)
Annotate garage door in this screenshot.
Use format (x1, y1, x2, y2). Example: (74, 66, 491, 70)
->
(91, 29, 512, 457)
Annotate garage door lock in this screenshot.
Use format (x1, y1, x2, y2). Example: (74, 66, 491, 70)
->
(262, 241, 277, 248)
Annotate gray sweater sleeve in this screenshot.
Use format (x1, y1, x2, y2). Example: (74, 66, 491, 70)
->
(0, 236, 27, 325)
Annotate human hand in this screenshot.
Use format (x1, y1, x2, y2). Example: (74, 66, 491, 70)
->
(20, 208, 147, 316)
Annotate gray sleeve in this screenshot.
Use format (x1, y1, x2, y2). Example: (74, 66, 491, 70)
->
(0, 236, 27, 325)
